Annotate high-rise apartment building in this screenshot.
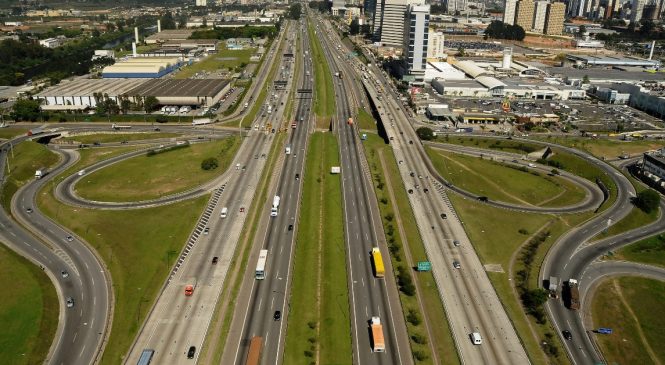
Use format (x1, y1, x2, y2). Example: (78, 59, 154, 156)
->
(447, 0, 468, 14)
(630, 0, 647, 22)
(503, 0, 518, 24)
(427, 29, 446, 60)
(380, 0, 410, 47)
(544, 2, 565, 34)
(532, 0, 548, 31)
(515, 0, 535, 30)
(373, 0, 384, 40)
(403, 3, 430, 81)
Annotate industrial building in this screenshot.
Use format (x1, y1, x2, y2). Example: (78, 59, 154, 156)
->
(35, 79, 148, 109)
(35, 78, 230, 110)
(102, 58, 184, 78)
(126, 79, 231, 107)
(566, 54, 661, 68)
(643, 149, 665, 181)
(145, 29, 195, 44)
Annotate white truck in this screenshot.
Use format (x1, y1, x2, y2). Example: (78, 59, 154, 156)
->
(270, 195, 280, 217)
(192, 118, 213, 126)
(111, 124, 131, 130)
(35, 168, 48, 179)
(285, 144, 291, 155)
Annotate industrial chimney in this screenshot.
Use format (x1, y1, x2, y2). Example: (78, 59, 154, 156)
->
(157, 19, 161, 33)
(649, 40, 656, 60)
(132, 42, 137, 57)
(134, 27, 139, 44)
(502, 47, 513, 69)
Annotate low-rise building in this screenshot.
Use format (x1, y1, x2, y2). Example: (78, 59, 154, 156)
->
(39, 37, 66, 48)
(643, 149, 665, 181)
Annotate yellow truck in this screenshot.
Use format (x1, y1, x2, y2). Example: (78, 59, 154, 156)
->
(371, 247, 385, 278)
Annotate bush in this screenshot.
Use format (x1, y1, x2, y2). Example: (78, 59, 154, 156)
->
(304, 350, 313, 358)
(411, 333, 427, 344)
(308, 321, 316, 329)
(413, 350, 428, 361)
(633, 189, 660, 213)
(155, 116, 168, 123)
(416, 127, 434, 141)
(518, 228, 529, 235)
(406, 308, 421, 325)
(201, 157, 219, 170)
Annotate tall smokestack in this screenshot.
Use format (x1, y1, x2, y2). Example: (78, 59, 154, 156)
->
(502, 47, 513, 69)
(134, 27, 139, 44)
(649, 40, 656, 60)
(132, 42, 137, 57)
(157, 19, 161, 33)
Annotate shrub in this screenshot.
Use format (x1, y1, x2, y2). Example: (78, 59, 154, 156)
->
(407, 308, 422, 325)
(413, 350, 428, 361)
(633, 189, 660, 213)
(411, 333, 428, 344)
(201, 157, 219, 170)
(518, 228, 529, 235)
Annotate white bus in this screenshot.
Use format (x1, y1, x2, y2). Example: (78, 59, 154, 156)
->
(220, 207, 228, 218)
(255, 249, 268, 280)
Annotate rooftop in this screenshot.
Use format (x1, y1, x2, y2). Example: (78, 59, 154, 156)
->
(36, 78, 148, 97)
(126, 79, 230, 97)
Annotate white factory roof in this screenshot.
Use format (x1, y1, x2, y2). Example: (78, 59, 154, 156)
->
(425, 62, 467, 82)
(101, 57, 181, 75)
(36, 78, 148, 97)
(453, 60, 493, 78)
(475, 76, 506, 89)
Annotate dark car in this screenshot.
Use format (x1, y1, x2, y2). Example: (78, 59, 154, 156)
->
(295, 173, 300, 180)
(408, 189, 413, 194)
(562, 330, 572, 340)
(26, 207, 33, 213)
(288, 224, 293, 231)
(274, 310, 282, 321)
(441, 213, 447, 219)
(93, 142, 101, 146)
(409, 140, 413, 144)
(212, 256, 219, 264)
(187, 346, 196, 359)
(477, 196, 488, 202)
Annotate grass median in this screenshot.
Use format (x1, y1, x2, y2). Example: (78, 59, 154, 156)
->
(60, 132, 180, 144)
(75, 137, 239, 202)
(307, 21, 335, 127)
(591, 276, 665, 364)
(284, 132, 351, 364)
(0, 243, 58, 365)
(364, 134, 458, 364)
(427, 147, 586, 207)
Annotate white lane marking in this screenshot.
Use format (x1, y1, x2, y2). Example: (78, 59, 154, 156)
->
(258, 297, 263, 312)
(78, 344, 86, 358)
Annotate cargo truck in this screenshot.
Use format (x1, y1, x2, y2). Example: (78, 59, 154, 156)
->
(566, 279, 580, 310)
(245, 337, 262, 365)
(271, 195, 280, 217)
(370, 317, 385, 352)
(285, 144, 291, 155)
(35, 168, 48, 179)
(347, 117, 353, 125)
(111, 124, 131, 130)
(371, 248, 385, 278)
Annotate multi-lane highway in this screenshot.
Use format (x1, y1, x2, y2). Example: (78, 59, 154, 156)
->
(124, 22, 296, 365)
(1, 138, 111, 365)
(313, 14, 413, 365)
(223, 17, 313, 365)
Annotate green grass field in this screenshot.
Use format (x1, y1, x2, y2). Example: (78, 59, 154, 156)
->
(427, 147, 586, 207)
(364, 134, 458, 364)
(534, 135, 665, 160)
(284, 132, 351, 363)
(307, 21, 336, 126)
(592, 277, 665, 364)
(615, 234, 665, 268)
(356, 108, 376, 130)
(174, 47, 255, 79)
(0, 127, 29, 140)
(38, 168, 209, 365)
(594, 204, 660, 241)
(60, 132, 180, 144)
(75, 137, 239, 202)
(0, 244, 58, 365)
(1, 141, 59, 212)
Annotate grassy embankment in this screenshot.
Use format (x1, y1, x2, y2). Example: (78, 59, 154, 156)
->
(60, 132, 179, 144)
(615, 234, 665, 268)
(0, 140, 59, 365)
(76, 137, 239, 202)
(364, 134, 459, 364)
(591, 277, 665, 364)
(174, 47, 254, 79)
(36, 144, 216, 365)
(307, 21, 336, 128)
(0, 127, 29, 140)
(427, 147, 586, 207)
(532, 135, 665, 160)
(284, 133, 351, 363)
(0, 244, 58, 365)
(356, 108, 376, 131)
(426, 144, 594, 364)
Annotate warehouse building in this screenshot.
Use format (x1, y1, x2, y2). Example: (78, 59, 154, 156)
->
(126, 79, 231, 107)
(35, 79, 147, 109)
(102, 58, 184, 78)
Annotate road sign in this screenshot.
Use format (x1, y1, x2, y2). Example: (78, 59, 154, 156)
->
(417, 261, 431, 272)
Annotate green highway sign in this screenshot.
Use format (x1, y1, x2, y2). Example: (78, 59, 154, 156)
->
(417, 261, 431, 272)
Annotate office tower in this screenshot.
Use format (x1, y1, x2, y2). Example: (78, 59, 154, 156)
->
(380, 0, 410, 47)
(504, 0, 518, 24)
(515, 0, 535, 30)
(403, 3, 430, 80)
(631, 0, 647, 22)
(532, 0, 548, 31)
(427, 28, 446, 59)
(544, 2, 565, 34)
(373, 0, 384, 40)
(447, 0, 468, 13)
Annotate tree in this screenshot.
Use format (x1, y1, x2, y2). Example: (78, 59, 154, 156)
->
(416, 127, 435, 141)
(160, 12, 177, 30)
(577, 24, 587, 38)
(11, 99, 41, 122)
(582, 75, 590, 84)
(633, 189, 660, 213)
(640, 20, 655, 35)
(143, 96, 159, 113)
(349, 18, 360, 35)
(457, 46, 466, 56)
(287, 3, 302, 20)
(201, 157, 219, 170)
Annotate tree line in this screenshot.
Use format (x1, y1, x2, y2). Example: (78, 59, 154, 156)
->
(190, 25, 278, 41)
(484, 20, 526, 41)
